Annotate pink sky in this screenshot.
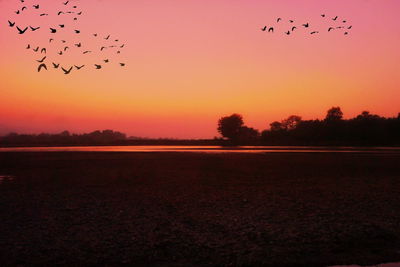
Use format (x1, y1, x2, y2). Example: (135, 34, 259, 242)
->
(0, 0, 399, 138)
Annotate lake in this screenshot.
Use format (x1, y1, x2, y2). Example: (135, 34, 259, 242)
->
(0, 145, 399, 153)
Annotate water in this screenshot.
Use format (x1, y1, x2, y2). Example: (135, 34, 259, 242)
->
(0, 175, 14, 184)
(330, 262, 400, 267)
(0, 146, 399, 153)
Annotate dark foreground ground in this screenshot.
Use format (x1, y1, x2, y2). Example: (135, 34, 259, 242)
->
(1, 152, 400, 266)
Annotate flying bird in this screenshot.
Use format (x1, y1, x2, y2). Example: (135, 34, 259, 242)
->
(277, 18, 282, 22)
(75, 65, 85, 70)
(17, 26, 28, 34)
(104, 35, 110, 40)
(33, 5, 39, 9)
(15, 10, 20, 15)
(59, 24, 65, 28)
(8, 20, 15, 27)
(58, 51, 63, 55)
(268, 27, 274, 33)
(64, 46, 69, 51)
(52, 63, 60, 68)
(37, 63, 47, 72)
(33, 46, 39, 52)
(74, 30, 80, 34)
(83, 50, 91, 54)
(62, 66, 73, 74)
(50, 28, 57, 33)
(37, 56, 46, 63)
(310, 31, 319, 34)
(328, 27, 335, 32)
(100, 46, 107, 51)
(26, 44, 30, 49)
(75, 43, 82, 47)
(120, 63, 125, 67)
(30, 26, 40, 31)
(302, 23, 309, 28)
(41, 48, 46, 54)
(291, 26, 297, 31)
(321, 14, 326, 17)
(289, 20, 294, 23)
(332, 16, 338, 21)
(285, 31, 290, 35)
(94, 64, 102, 69)
(58, 11, 64, 15)
(40, 13, 48, 16)
(261, 26, 267, 31)
(63, 1, 69, 5)
(103, 59, 109, 63)
(348, 26, 352, 29)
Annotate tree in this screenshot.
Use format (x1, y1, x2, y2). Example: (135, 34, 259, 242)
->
(270, 121, 284, 131)
(217, 114, 244, 141)
(325, 107, 343, 122)
(238, 126, 260, 142)
(281, 115, 302, 130)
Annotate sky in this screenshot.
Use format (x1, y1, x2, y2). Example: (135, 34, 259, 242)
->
(0, 0, 399, 138)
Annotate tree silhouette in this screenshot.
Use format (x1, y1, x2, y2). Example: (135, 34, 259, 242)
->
(325, 107, 343, 121)
(217, 114, 244, 141)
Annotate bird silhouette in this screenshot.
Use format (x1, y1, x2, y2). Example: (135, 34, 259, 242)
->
(49, 38, 54, 43)
(75, 65, 85, 70)
(58, 51, 63, 55)
(58, 11, 64, 15)
(59, 24, 65, 28)
(33, 4, 39, 9)
(289, 20, 294, 23)
(268, 27, 274, 33)
(75, 43, 82, 47)
(15, 10, 20, 15)
(285, 31, 290, 35)
(120, 63, 125, 67)
(302, 23, 309, 28)
(30, 26, 40, 31)
(40, 13, 48, 16)
(64, 46, 69, 51)
(74, 30, 80, 34)
(291, 26, 297, 31)
(100, 46, 107, 51)
(321, 14, 326, 17)
(277, 18, 282, 22)
(37, 56, 46, 63)
(348, 26, 352, 29)
(332, 16, 338, 21)
(33, 46, 39, 52)
(310, 31, 319, 34)
(63, 1, 69, 5)
(104, 35, 110, 40)
(95, 64, 102, 69)
(41, 48, 46, 54)
(50, 28, 57, 33)
(21, 6, 27, 11)
(261, 26, 267, 31)
(26, 44, 30, 49)
(52, 63, 60, 68)
(103, 59, 109, 63)
(62, 66, 73, 74)
(8, 21, 15, 27)
(328, 27, 335, 32)
(17, 26, 28, 34)
(344, 32, 349, 35)
(37, 63, 47, 72)
(83, 51, 91, 54)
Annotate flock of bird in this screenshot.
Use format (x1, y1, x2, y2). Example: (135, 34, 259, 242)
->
(261, 14, 353, 36)
(7, 0, 126, 74)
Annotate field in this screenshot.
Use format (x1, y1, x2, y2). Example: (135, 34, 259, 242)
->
(1, 152, 400, 266)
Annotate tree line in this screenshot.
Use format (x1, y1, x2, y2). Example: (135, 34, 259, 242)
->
(218, 107, 400, 146)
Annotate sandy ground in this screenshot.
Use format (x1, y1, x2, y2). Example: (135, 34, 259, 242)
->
(0, 152, 400, 266)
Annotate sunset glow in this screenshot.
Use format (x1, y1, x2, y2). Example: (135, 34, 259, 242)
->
(1, 0, 399, 138)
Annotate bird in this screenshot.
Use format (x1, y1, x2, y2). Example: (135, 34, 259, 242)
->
(285, 31, 290, 35)
(348, 26, 352, 29)
(61, 40, 66, 43)
(26, 44, 30, 49)
(310, 31, 319, 34)
(289, 20, 294, 23)
(21, 6, 27, 11)
(103, 59, 109, 63)
(83, 51, 91, 54)
(75, 65, 85, 70)
(63, 1, 69, 5)
(261, 26, 267, 31)
(291, 26, 297, 31)
(77, 12, 82, 15)
(104, 35, 110, 40)
(268, 27, 274, 33)
(95, 64, 102, 69)
(49, 38, 54, 43)
(17, 26, 28, 34)
(277, 18, 282, 23)
(8, 20, 15, 27)
(75, 43, 82, 47)
(59, 24, 65, 28)
(120, 44, 125, 48)
(41, 48, 46, 54)
(100, 46, 107, 51)
(93, 33, 98, 37)
(120, 63, 125, 67)
(58, 51, 63, 55)
(328, 27, 335, 32)
(321, 14, 326, 17)
(62, 66, 73, 74)
(117, 51, 121, 54)
(37, 56, 46, 63)
(74, 30, 80, 34)
(37, 63, 47, 72)
(50, 28, 57, 33)
(344, 32, 349, 35)
(33, 5, 39, 9)
(15, 10, 20, 15)
(33, 46, 39, 52)
(332, 16, 338, 21)
(302, 23, 309, 28)
(57, 11, 64, 15)
(52, 63, 60, 68)
(64, 46, 69, 51)
(40, 13, 48, 16)
(342, 20, 347, 23)
(30, 26, 40, 31)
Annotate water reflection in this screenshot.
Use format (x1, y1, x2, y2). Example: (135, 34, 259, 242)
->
(0, 146, 399, 153)
(1, 146, 400, 153)
(0, 175, 14, 184)
(330, 262, 400, 267)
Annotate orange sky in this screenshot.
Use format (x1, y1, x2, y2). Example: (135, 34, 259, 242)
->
(1, 0, 399, 138)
